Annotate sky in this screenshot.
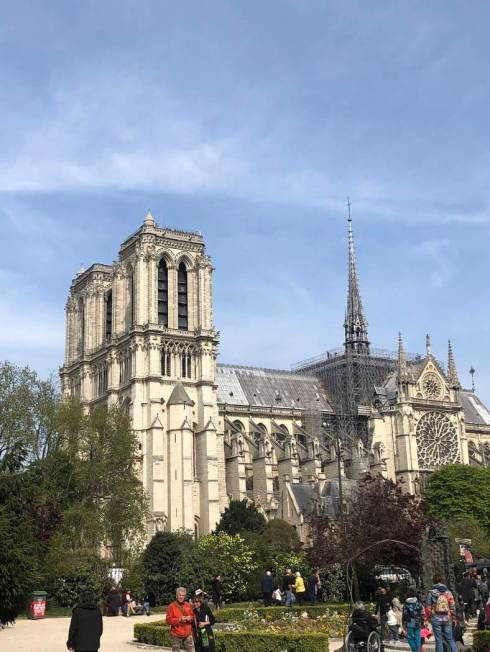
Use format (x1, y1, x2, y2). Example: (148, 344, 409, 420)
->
(1, 1, 490, 401)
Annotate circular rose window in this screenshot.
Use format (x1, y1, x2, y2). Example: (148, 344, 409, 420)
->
(416, 411, 459, 470)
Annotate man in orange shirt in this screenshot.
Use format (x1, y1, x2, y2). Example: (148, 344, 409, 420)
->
(166, 587, 195, 652)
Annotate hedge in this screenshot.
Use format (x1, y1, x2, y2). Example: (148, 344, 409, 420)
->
(472, 630, 490, 652)
(134, 622, 329, 652)
(214, 603, 354, 622)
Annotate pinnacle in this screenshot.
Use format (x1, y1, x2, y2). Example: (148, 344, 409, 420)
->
(144, 209, 156, 226)
(447, 339, 461, 389)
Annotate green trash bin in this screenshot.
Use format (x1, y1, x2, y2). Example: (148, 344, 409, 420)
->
(29, 591, 47, 619)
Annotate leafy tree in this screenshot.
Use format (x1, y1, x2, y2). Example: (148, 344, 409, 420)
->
(215, 499, 266, 535)
(425, 464, 490, 533)
(446, 516, 490, 560)
(262, 519, 300, 553)
(142, 531, 195, 604)
(180, 531, 257, 602)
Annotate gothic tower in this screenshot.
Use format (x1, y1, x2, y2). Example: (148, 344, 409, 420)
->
(60, 212, 228, 537)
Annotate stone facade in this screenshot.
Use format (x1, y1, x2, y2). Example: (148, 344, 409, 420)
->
(60, 212, 490, 542)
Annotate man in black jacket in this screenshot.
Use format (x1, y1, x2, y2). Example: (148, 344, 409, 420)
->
(261, 571, 274, 606)
(67, 591, 103, 652)
(106, 587, 121, 616)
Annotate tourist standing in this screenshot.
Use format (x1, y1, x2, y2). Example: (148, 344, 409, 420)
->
(386, 606, 399, 640)
(307, 571, 319, 603)
(272, 586, 283, 606)
(166, 587, 195, 652)
(375, 587, 392, 640)
(426, 574, 459, 652)
(283, 569, 295, 607)
(458, 572, 476, 619)
(211, 575, 222, 610)
(143, 592, 152, 616)
(193, 589, 216, 652)
(294, 572, 306, 606)
(261, 570, 274, 606)
(402, 589, 424, 652)
(106, 587, 121, 616)
(66, 591, 103, 652)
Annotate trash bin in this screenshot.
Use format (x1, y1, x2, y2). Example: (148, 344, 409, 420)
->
(29, 591, 48, 619)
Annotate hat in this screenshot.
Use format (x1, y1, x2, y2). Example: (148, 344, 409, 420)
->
(195, 589, 204, 597)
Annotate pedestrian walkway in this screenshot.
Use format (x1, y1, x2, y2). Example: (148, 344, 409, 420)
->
(0, 613, 164, 651)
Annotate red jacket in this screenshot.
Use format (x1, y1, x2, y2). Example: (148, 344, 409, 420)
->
(166, 600, 194, 638)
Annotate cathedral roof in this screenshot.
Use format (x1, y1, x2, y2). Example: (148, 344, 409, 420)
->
(459, 390, 490, 426)
(216, 364, 333, 412)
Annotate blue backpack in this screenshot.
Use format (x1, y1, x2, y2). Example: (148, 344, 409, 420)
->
(404, 601, 423, 628)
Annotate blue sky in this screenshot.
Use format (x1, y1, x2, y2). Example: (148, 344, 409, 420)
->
(1, 1, 490, 400)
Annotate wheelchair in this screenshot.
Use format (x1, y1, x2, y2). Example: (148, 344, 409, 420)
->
(345, 618, 381, 652)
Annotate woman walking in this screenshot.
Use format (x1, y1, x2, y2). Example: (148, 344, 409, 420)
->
(193, 589, 216, 652)
(402, 588, 424, 652)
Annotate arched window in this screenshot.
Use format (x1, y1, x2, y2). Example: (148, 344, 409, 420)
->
(105, 290, 112, 341)
(158, 259, 168, 327)
(161, 350, 171, 377)
(233, 420, 245, 432)
(79, 298, 85, 356)
(177, 262, 188, 330)
(129, 271, 135, 327)
(181, 351, 192, 378)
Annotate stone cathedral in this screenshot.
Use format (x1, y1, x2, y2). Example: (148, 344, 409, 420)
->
(60, 212, 490, 542)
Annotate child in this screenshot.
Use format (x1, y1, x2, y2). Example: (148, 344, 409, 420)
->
(387, 606, 399, 641)
(402, 589, 424, 652)
(272, 587, 283, 606)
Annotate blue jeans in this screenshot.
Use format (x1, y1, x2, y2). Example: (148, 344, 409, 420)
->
(285, 590, 294, 607)
(431, 619, 458, 652)
(406, 626, 421, 652)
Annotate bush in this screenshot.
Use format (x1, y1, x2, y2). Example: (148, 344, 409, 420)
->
(134, 622, 329, 652)
(214, 604, 354, 623)
(473, 630, 490, 652)
(142, 531, 194, 604)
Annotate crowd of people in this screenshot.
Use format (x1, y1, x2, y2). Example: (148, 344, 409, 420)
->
(105, 586, 152, 617)
(260, 568, 321, 607)
(350, 569, 490, 652)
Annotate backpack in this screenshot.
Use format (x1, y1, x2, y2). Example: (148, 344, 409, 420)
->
(404, 602, 423, 627)
(434, 592, 449, 614)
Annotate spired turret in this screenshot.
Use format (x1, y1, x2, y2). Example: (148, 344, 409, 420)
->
(344, 207, 370, 355)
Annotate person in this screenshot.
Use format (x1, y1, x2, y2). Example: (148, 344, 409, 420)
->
(166, 587, 195, 652)
(126, 591, 135, 617)
(261, 570, 274, 606)
(283, 569, 295, 607)
(143, 592, 152, 616)
(458, 572, 476, 619)
(106, 587, 121, 617)
(121, 589, 129, 617)
(307, 571, 319, 604)
(402, 588, 424, 652)
(272, 586, 283, 606)
(426, 574, 458, 652)
(294, 571, 306, 606)
(349, 601, 378, 642)
(375, 587, 392, 640)
(386, 606, 399, 641)
(66, 590, 103, 652)
(211, 576, 222, 610)
(392, 593, 403, 628)
(193, 589, 216, 652)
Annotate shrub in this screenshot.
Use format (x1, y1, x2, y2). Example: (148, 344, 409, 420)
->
(142, 531, 194, 604)
(473, 630, 490, 652)
(134, 622, 329, 652)
(214, 604, 354, 623)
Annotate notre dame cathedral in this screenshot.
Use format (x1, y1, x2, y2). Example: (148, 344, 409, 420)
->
(60, 211, 490, 542)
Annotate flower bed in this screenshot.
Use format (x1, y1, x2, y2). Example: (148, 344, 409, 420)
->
(134, 622, 329, 652)
(214, 604, 354, 624)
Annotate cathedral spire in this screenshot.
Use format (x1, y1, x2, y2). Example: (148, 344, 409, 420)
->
(398, 332, 407, 379)
(143, 209, 156, 227)
(447, 340, 461, 389)
(344, 200, 370, 355)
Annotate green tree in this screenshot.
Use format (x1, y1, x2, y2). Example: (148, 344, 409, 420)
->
(180, 531, 257, 602)
(425, 464, 490, 533)
(446, 516, 490, 560)
(215, 499, 266, 535)
(142, 531, 195, 604)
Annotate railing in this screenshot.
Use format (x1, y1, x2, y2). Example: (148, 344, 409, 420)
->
(292, 345, 423, 370)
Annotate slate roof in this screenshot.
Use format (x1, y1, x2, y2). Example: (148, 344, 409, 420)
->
(167, 382, 195, 406)
(460, 390, 490, 426)
(216, 364, 333, 412)
(290, 484, 318, 516)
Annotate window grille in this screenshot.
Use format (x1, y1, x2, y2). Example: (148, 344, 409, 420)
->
(177, 262, 188, 330)
(158, 259, 168, 326)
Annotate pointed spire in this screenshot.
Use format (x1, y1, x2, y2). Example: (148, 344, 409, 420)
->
(344, 199, 370, 355)
(447, 340, 461, 389)
(143, 209, 155, 227)
(425, 333, 432, 356)
(398, 332, 407, 379)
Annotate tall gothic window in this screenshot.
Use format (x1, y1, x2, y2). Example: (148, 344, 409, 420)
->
(79, 298, 85, 356)
(177, 262, 188, 330)
(181, 352, 192, 379)
(158, 259, 168, 326)
(105, 290, 112, 341)
(161, 350, 171, 377)
(129, 271, 135, 327)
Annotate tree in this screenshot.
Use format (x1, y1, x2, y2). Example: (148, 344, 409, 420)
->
(180, 531, 257, 602)
(261, 519, 300, 553)
(215, 499, 266, 535)
(446, 516, 490, 560)
(142, 531, 195, 604)
(425, 464, 490, 533)
(309, 474, 424, 573)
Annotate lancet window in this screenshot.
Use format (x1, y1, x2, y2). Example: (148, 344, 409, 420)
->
(161, 349, 171, 377)
(177, 262, 188, 330)
(105, 290, 112, 341)
(78, 298, 85, 356)
(119, 349, 133, 385)
(181, 351, 193, 379)
(158, 259, 168, 327)
(129, 271, 135, 328)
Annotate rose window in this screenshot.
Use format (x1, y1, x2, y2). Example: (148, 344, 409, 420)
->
(422, 373, 443, 399)
(416, 411, 459, 470)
